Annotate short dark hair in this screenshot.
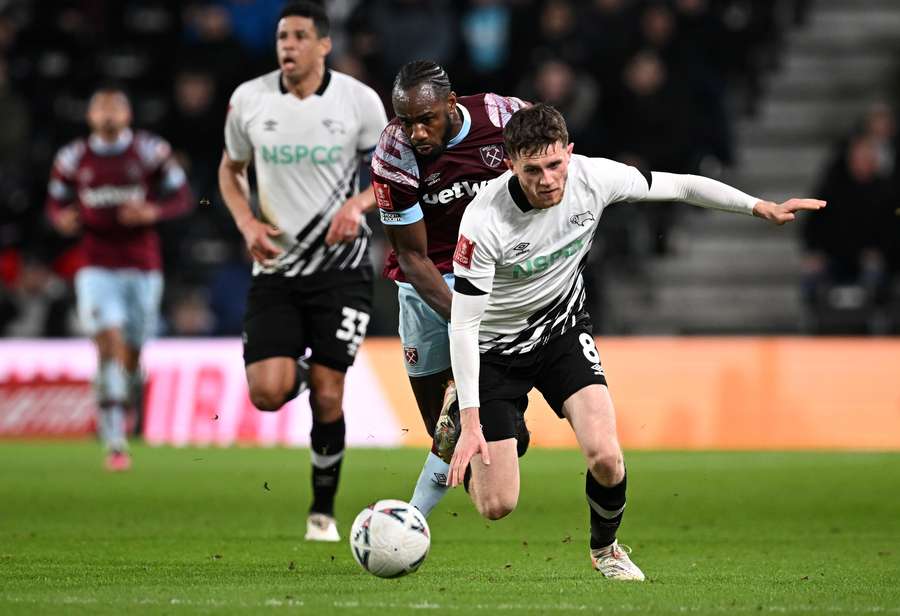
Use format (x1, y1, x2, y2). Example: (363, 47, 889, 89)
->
(503, 103, 569, 159)
(90, 84, 131, 106)
(392, 60, 452, 100)
(280, 1, 329, 37)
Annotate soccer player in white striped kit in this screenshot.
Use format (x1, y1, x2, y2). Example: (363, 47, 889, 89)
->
(447, 104, 824, 579)
(218, 1, 387, 542)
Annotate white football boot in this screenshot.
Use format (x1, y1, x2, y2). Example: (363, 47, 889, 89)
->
(305, 513, 340, 542)
(590, 540, 645, 580)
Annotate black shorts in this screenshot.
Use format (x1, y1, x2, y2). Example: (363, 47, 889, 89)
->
(478, 325, 608, 442)
(242, 269, 372, 372)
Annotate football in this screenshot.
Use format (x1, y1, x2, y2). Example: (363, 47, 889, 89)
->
(349, 499, 431, 578)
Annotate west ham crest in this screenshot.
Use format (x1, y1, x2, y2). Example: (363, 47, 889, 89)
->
(404, 346, 419, 365)
(479, 144, 503, 168)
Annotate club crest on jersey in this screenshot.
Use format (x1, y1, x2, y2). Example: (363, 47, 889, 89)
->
(570, 211, 595, 226)
(404, 346, 419, 365)
(322, 119, 346, 134)
(453, 235, 476, 269)
(479, 144, 504, 168)
(372, 181, 393, 211)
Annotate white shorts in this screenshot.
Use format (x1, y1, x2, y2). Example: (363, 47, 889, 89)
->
(396, 274, 454, 377)
(75, 266, 163, 347)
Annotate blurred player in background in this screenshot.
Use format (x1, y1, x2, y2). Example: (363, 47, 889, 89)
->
(218, 1, 387, 541)
(447, 104, 825, 579)
(45, 86, 193, 471)
(370, 60, 528, 517)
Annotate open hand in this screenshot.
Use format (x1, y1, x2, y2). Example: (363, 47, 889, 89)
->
(325, 196, 365, 246)
(239, 217, 283, 264)
(448, 408, 490, 487)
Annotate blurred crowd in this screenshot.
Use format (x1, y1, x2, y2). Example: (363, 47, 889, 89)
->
(0, 0, 897, 337)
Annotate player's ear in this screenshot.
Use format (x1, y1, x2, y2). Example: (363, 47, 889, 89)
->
(566, 142, 574, 155)
(319, 35, 332, 56)
(504, 158, 514, 171)
(447, 92, 457, 111)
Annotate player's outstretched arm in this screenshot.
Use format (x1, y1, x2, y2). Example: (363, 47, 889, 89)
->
(752, 198, 827, 226)
(218, 151, 282, 263)
(642, 171, 825, 222)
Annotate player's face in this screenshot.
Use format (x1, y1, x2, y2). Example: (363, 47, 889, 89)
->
(86, 92, 132, 138)
(507, 141, 575, 209)
(393, 88, 456, 159)
(276, 16, 331, 83)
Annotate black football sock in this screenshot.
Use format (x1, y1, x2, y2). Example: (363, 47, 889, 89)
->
(309, 416, 345, 515)
(586, 469, 627, 550)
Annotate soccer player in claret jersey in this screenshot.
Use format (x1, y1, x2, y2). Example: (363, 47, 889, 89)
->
(45, 86, 193, 471)
(218, 1, 388, 542)
(370, 60, 529, 517)
(447, 104, 825, 579)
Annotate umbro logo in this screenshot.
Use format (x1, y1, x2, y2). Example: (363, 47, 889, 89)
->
(432, 473, 447, 485)
(424, 172, 441, 186)
(264, 119, 278, 132)
(512, 242, 530, 256)
(323, 118, 346, 134)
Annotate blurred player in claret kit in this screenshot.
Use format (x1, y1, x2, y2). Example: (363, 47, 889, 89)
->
(218, 1, 387, 541)
(370, 60, 529, 517)
(45, 86, 193, 471)
(447, 104, 825, 580)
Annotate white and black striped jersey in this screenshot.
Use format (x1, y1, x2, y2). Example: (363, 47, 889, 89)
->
(225, 69, 388, 278)
(449, 155, 760, 407)
(452, 156, 650, 355)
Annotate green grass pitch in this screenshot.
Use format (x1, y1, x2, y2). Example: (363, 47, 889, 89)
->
(1, 443, 898, 615)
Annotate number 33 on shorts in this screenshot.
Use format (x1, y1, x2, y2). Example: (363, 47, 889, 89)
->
(579, 332, 605, 377)
(335, 307, 370, 357)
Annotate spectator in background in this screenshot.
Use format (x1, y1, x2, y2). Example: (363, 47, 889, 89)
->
(352, 0, 460, 86)
(802, 134, 895, 333)
(518, 56, 605, 155)
(180, 3, 246, 95)
(608, 50, 696, 255)
(45, 86, 193, 470)
(582, 0, 633, 93)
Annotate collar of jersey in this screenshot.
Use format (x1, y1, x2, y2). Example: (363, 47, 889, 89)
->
(279, 69, 332, 96)
(446, 103, 471, 149)
(507, 175, 533, 212)
(88, 128, 133, 156)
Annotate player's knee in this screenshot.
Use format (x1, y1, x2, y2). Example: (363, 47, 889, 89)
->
(475, 494, 517, 520)
(310, 387, 343, 417)
(249, 385, 286, 412)
(587, 450, 623, 485)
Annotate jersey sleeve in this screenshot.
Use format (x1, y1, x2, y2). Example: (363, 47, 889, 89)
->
(45, 141, 83, 215)
(224, 85, 252, 163)
(452, 207, 498, 294)
(583, 157, 653, 204)
(483, 93, 530, 128)
(370, 121, 422, 226)
(355, 84, 388, 154)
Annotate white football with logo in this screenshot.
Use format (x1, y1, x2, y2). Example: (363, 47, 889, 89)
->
(349, 499, 430, 578)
